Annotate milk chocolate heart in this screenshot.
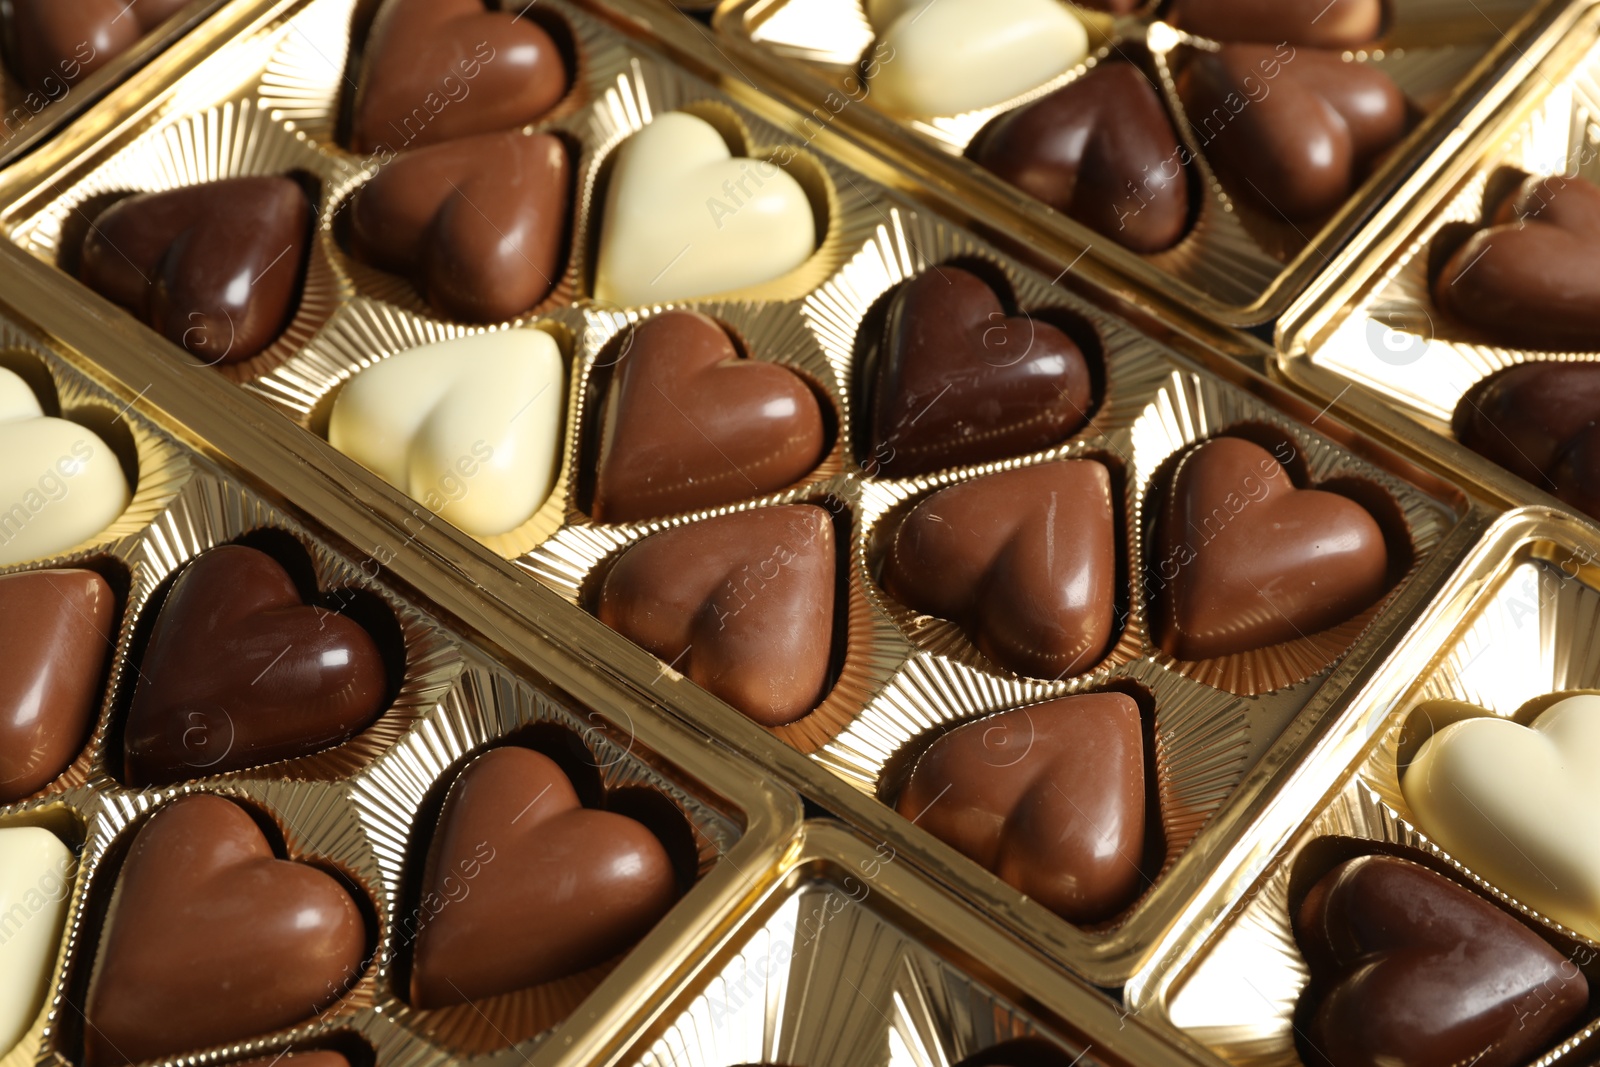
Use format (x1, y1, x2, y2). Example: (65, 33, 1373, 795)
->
(972, 63, 1191, 254)
(350, 0, 568, 154)
(1178, 45, 1406, 221)
(410, 746, 676, 1007)
(1152, 436, 1390, 660)
(349, 131, 571, 323)
(1168, 0, 1383, 48)
(593, 310, 827, 522)
(1403, 694, 1600, 942)
(1435, 175, 1600, 350)
(897, 693, 1145, 922)
(869, 268, 1092, 478)
(1454, 361, 1600, 519)
(0, 367, 130, 567)
(8, 0, 190, 94)
(0, 568, 114, 802)
(1295, 853, 1587, 1067)
(83, 794, 368, 1067)
(122, 544, 389, 786)
(596, 505, 836, 727)
(80, 176, 312, 365)
(882, 461, 1116, 679)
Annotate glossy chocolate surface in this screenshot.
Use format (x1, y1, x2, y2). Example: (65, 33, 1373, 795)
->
(869, 268, 1092, 478)
(972, 63, 1191, 254)
(0, 569, 113, 802)
(1296, 854, 1587, 1067)
(80, 176, 311, 365)
(1153, 437, 1389, 660)
(593, 310, 827, 522)
(1454, 361, 1600, 520)
(8, 0, 189, 94)
(123, 544, 388, 785)
(83, 794, 367, 1067)
(1168, 0, 1383, 48)
(1178, 45, 1406, 221)
(351, 0, 567, 154)
(350, 131, 570, 323)
(1435, 176, 1600, 351)
(597, 504, 836, 727)
(882, 461, 1116, 679)
(410, 746, 676, 1006)
(897, 693, 1146, 923)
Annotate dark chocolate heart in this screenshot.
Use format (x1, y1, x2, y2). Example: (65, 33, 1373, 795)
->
(1152, 436, 1389, 660)
(1295, 853, 1588, 1067)
(869, 268, 1093, 479)
(80, 176, 312, 365)
(1168, 0, 1383, 48)
(971, 63, 1191, 254)
(881, 461, 1117, 679)
(596, 504, 836, 727)
(897, 693, 1146, 923)
(410, 746, 676, 1007)
(122, 544, 389, 786)
(1435, 175, 1600, 351)
(83, 794, 368, 1067)
(351, 0, 568, 154)
(8, 0, 190, 94)
(0, 568, 114, 802)
(349, 130, 570, 323)
(1454, 361, 1600, 520)
(1178, 44, 1406, 221)
(593, 310, 828, 523)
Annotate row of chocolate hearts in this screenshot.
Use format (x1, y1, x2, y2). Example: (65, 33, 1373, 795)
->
(2, 743, 679, 1066)
(75, 108, 821, 361)
(0, 543, 392, 801)
(593, 438, 1396, 727)
(285, 264, 1090, 540)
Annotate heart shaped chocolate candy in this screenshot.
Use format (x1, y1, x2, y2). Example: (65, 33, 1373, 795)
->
(350, 0, 568, 153)
(1296, 853, 1587, 1067)
(972, 63, 1191, 254)
(1454, 361, 1600, 519)
(80, 176, 312, 365)
(0, 568, 114, 802)
(897, 693, 1146, 922)
(349, 131, 570, 323)
(869, 267, 1092, 477)
(593, 310, 827, 522)
(83, 794, 367, 1067)
(882, 461, 1117, 679)
(597, 505, 836, 727)
(410, 746, 676, 1006)
(1152, 436, 1389, 660)
(122, 544, 389, 785)
(1178, 45, 1406, 221)
(8, 0, 190, 94)
(1435, 175, 1600, 351)
(1168, 0, 1383, 48)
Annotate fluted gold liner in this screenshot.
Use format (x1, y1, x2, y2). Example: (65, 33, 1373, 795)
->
(714, 0, 1541, 321)
(1280, 2, 1600, 522)
(1138, 508, 1600, 1067)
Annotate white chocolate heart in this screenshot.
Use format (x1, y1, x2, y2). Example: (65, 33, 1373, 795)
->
(594, 112, 817, 307)
(0, 368, 131, 567)
(327, 330, 564, 538)
(868, 0, 1089, 118)
(1403, 695, 1600, 939)
(0, 826, 74, 1053)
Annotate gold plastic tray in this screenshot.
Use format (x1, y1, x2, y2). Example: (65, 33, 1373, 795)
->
(1130, 506, 1600, 1067)
(0, 0, 1490, 994)
(0, 313, 800, 1067)
(697, 0, 1552, 326)
(1276, 0, 1600, 525)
